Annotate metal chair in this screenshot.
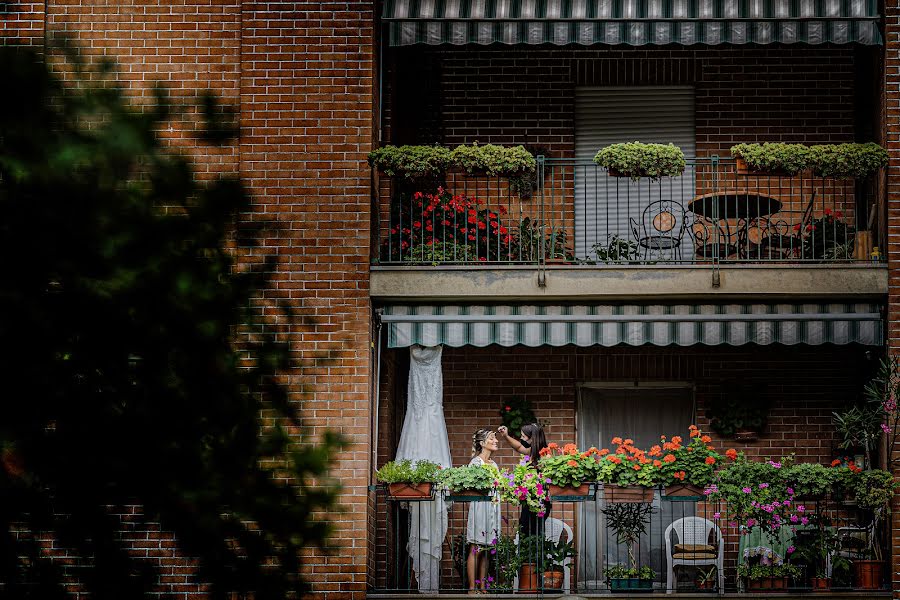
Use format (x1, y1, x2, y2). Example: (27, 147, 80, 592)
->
(629, 200, 689, 261)
(752, 191, 817, 259)
(691, 217, 736, 260)
(664, 517, 724, 594)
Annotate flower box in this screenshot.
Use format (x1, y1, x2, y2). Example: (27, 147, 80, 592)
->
(853, 559, 884, 590)
(609, 578, 653, 592)
(387, 482, 433, 499)
(447, 488, 491, 500)
(603, 484, 654, 504)
(663, 483, 704, 498)
(745, 576, 788, 591)
(735, 157, 797, 177)
(810, 576, 831, 591)
(549, 483, 591, 499)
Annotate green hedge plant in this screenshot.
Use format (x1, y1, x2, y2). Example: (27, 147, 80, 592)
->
(449, 143, 536, 177)
(440, 463, 498, 494)
(593, 142, 686, 181)
(730, 143, 810, 175)
(375, 459, 443, 484)
(368, 145, 452, 180)
(808, 143, 889, 178)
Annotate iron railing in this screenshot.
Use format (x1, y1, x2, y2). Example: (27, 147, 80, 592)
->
(368, 485, 888, 595)
(374, 158, 882, 266)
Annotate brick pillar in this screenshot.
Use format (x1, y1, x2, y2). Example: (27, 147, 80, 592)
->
(883, 0, 900, 594)
(240, 3, 375, 598)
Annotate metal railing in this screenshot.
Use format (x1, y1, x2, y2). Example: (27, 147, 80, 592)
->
(368, 485, 888, 595)
(374, 158, 882, 266)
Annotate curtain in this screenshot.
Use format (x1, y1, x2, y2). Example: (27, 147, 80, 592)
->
(577, 385, 694, 588)
(395, 345, 451, 592)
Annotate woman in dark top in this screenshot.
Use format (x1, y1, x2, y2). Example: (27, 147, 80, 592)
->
(497, 422, 550, 536)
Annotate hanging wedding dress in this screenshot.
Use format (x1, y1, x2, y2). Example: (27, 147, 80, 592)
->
(395, 345, 451, 593)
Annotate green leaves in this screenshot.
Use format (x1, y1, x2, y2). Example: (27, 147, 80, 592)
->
(368, 143, 536, 180)
(731, 142, 888, 178)
(593, 142, 686, 181)
(440, 463, 498, 493)
(374, 459, 444, 484)
(731, 142, 810, 175)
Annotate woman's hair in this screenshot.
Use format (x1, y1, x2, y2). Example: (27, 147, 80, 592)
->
(520, 422, 547, 465)
(472, 428, 494, 455)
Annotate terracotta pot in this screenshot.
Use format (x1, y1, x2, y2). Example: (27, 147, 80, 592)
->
(853, 559, 884, 590)
(542, 569, 564, 590)
(519, 563, 539, 592)
(695, 579, 716, 591)
(735, 157, 797, 177)
(549, 483, 590, 498)
(664, 483, 704, 498)
(733, 429, 759, 442)
(810, 576, 831, 591)
(387, 482, 433, 499)
(604, 484, 654, 504)
(450, 488, 491, 499)
(745, 576, 788, 591)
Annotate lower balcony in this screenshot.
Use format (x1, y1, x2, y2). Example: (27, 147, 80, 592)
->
(367, 487, 888, 597)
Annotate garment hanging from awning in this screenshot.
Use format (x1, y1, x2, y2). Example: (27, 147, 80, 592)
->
(381, 303, 883, 348)
(382, 0, 882, 46)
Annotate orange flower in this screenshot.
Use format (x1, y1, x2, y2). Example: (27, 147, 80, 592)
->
(548, 442, 559, 450)
(567, 459, 578, 467)
(539, 447, 552, 457)
(705, 456, 716, 465)
(674, 471, 686, 480)
(830, 459, 841, 467)
(671, 436, 683, 445)
(701, 435, 712, 443)
(706, 445, 715, 451)
(688, 425, 698, 431)
(689, 428, 701, 438)
(598, 448, 609, 456)
(624, 438, 634, 446)
(611, 437, 623, 446)
(639, 457, 650, 465)
(663, 442, 676, 451)
(663, 454, 676, 463)
(660, 435, 667, 441)
(563, 443, 578, 455)
(726, 449, 738, 461)
(648, 445, 662, 457)
(632, 464, 641, 471)
(653, 460, 663, 468)
(607, 456, 622, 464)
(588, 447, 600, 455)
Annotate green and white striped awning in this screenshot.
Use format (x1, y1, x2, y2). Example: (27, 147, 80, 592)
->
(381, 303, 883, 348)
(383, 0, 882, 46)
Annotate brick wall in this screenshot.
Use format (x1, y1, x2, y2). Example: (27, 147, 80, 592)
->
(3, 2, 376, 599)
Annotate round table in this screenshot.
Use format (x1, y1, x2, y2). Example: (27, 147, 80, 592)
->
(688, 191, 783, 221)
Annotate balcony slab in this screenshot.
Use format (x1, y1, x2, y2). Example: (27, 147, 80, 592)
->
(370, 265, 887, 302)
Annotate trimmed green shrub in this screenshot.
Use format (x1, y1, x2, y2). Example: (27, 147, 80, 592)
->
(808, 143, 888, 178)
(449, 143, 536, 176)
(368, 145, 452, 179)
(374, 459, 443, 484)
(730, 143, 810, 175)
(593, 142, 686, 181)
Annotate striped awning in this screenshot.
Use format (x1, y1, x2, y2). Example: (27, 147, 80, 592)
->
(383, 0, 882, 46)
(380, 303, 883, 348)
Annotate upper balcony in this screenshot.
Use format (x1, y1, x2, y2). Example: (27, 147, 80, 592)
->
(371, 157, 887, 303)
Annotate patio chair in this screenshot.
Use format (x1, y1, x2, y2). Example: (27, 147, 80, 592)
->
(629, 200, 690, 261)
(513, 517, 573, 593)
(691, 217, 736, 260)
(752, 192, 817, 258)
(825, 520, 876, 576)
(664, 517, 724, 594)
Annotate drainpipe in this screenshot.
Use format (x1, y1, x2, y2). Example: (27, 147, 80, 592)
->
(711, 155, 721, 288)
(371, 309, 383, 487)
(537, 154, 547, 288)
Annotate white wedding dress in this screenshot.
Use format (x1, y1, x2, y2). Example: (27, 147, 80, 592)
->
(395, 345, 451, 593)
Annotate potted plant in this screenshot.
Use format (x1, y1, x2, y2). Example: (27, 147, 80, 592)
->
(657, 426, 724, 498)
(367, 145, 452, 180)
(538, 443, 601, 498)
(508, 145, 550, 200)
(781, 461, 840, 501)
(499, 397, 539, 438)
(601, 503, 655, 592)
(596, 437, 658, 503)
(801, 209, 854, 260)
(737, 562, 800, 590)
(695, 566, 717, 592)
(449, 142, 536, 177)
(593, 142, 686, 181)
(832, 403, 882, 471)
(374, 459, 443, 498)
(847, 468, 897, 590)
(497, 460, 550, 520)
(544, 227, 573, 264)
(793, 520, 847, 591)
(541, 537, 575, 590)
(440, 462, 498, 498)
(706, 387, 769, 441)
(592, 234, 642, 264)
(517, 534, 542, 592)
(807, 143, 889, 178)
(730, 142, 810, 176)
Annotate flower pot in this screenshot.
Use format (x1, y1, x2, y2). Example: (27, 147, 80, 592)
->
(735, 158, 797, 177)
(450, 488, 491, 499)
(810, 576, 831, 591)
(609, 578, 653, 592)
(733, 428, 759, 442)
(542, 569, 564, 590)
(549, 483, 590, 499)
(853, 559, 884, 590)
(664, 483, 704, 498)
(519, 562, 539, 592)
(745, 576, 788, 591)
(603, 484, 654, 503)
(387, 482, 433, 499)
(694, 579, 716, 592)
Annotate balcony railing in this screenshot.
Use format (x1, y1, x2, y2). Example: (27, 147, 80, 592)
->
(374, 158, 882, 266)
(368, 485, 888, 594)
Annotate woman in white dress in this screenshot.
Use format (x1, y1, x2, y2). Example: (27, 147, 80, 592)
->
(466, 429, 501, 594)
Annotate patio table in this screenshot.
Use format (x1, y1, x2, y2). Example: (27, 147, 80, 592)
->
(688, 191, 783, 258)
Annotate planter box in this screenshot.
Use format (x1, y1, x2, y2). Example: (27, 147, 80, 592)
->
(733, 429, 760, 442)
(745, 576, 788, 591)
(853, 560, 884, 590)
(734, 157, 799, 177)
(810, 577, 831, 591)
(609, 578, 653, 592)
(549, 483, 591, 499)
(447, 488, 491, 500)
(603, 485, 655, 504)
(387, 482, 433, 499)
(663, 483, 704, 498)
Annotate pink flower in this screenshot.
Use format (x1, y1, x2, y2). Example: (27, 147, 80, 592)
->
(786, 487, 794, 496)
(742, 487, 752, 494)
(713, 512, 721, 519)
(787, 545, 795, 554)
(801, 517, 809, 525)
(882, 423, 891, 434)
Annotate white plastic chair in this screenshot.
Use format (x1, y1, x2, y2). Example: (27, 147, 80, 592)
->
(664, 517, 724, 594)
(825, 520, 876, 576)
(513, 517, 573, 593)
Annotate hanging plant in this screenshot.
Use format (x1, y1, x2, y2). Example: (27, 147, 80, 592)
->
(499, 397, 538, 437)
(367, 145, 452, 179)
(449, 143, 536, 177)
(807, 143, 889, 178)
(592, 142, 686, 181)
(730, 143, 810, 176)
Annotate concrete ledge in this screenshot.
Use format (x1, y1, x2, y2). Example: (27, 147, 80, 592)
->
(369, 265, 887, 302)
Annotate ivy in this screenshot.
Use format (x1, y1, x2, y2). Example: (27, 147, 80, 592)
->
(592, 142, 686, 181)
